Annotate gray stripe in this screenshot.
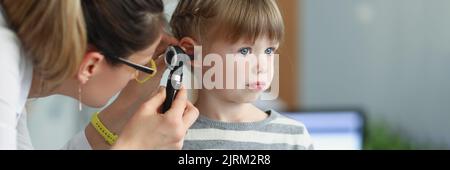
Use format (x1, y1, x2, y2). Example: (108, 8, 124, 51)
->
(193, 110, 278, 130)
(190, 123, 305, 135)
(183, 140, 308, 150)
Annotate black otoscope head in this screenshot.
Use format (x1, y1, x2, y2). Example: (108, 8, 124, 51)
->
(164, 46, 186, 70)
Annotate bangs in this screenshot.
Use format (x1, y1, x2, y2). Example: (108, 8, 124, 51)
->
(211, 0, 285, 43)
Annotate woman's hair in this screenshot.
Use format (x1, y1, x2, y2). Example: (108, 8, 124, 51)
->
(1, 0, 87, 91)
(170, 0, 284, 44)
(81, 0, 166, 65)
(1, 0, 166, 92)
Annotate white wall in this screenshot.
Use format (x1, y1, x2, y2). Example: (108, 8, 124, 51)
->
(301, 0, 450, 148)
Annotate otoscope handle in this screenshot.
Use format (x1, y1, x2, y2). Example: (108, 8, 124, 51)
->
(162, 64, 183, 113)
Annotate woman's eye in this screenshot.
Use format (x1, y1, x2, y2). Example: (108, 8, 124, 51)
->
(265, 48, 275, 55)
(239, 47, 251, 55)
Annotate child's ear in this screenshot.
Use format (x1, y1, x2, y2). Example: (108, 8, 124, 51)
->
(77, 51, 105, 85)
(179, 37, 197, 56)
(179, 37, 202, 68)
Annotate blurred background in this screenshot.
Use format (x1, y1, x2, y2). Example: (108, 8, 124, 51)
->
(27, 0, 450, 149)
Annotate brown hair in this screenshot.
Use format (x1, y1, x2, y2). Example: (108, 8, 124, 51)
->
(1, 0, 87, 91)
(170, 0, 285, 44)
(81, 0, 166, 65)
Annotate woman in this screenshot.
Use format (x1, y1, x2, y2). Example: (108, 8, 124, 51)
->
(0, 0, 198, 149)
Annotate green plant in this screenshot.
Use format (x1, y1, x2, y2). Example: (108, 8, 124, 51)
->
(364, 122, 416, 150)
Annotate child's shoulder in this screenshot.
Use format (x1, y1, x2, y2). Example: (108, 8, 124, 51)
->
(268, 110, 308, 128)
(266, 109, 311, 136)
(267, 110, 315, 150)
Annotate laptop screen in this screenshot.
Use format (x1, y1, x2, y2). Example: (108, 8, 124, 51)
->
(282, 111, 365, 150)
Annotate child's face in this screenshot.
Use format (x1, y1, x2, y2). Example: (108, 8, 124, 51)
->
(200, 35, 279, 103)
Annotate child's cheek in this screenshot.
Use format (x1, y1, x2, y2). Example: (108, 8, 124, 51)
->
(268, 56, 276, 79)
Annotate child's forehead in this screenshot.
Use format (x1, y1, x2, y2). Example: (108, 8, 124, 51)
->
(226, 36, 281, 46)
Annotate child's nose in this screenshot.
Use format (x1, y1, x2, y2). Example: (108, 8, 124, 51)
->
(254, 57, 269, 74)
(250, 64, 266, 76)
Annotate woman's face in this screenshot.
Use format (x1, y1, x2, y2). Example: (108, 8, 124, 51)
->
(81, 36, 163, 108)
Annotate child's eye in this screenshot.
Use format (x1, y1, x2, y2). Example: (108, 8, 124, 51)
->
(265, 47, 276, 55)
(239, 47, 252, 55)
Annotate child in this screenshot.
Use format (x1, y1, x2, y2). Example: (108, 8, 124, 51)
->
(170, 0, 314, 150)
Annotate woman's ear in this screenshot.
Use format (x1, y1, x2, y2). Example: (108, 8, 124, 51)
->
(77, 51, 104, 85)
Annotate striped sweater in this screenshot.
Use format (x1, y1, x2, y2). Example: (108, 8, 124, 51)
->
(183, 110, 314, 150)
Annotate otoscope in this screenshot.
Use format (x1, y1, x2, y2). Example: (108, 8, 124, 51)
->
(162, 46, 186, 113)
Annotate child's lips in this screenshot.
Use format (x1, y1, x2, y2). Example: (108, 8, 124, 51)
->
(246, 82, 267, 91)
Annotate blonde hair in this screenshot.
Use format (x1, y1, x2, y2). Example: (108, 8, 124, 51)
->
(170, 0, 284, 44)
(1, 0, 87, 92)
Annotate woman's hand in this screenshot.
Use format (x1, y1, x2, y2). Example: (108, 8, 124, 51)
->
(112, 87, 199, 150)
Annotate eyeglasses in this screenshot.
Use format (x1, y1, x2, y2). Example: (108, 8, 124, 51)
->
(115, 57, 157, 84)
